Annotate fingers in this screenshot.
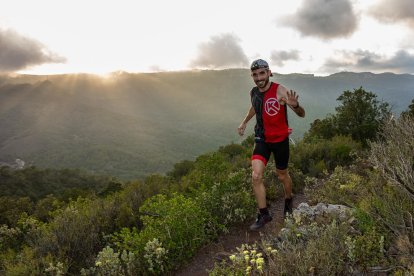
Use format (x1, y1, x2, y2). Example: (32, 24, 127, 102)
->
(237, 125, 246, 136)
(287, 90, 298, 100)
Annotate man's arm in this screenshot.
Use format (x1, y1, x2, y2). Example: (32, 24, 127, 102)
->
(238, 106, 256, 136)
(289, 101, 305, 117)
(278, 85, 305, 118)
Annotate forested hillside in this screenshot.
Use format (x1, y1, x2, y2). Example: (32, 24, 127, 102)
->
(0, 70, 413, 179)
(0, 88, 413, 275)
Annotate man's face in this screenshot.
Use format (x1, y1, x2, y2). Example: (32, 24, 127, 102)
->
(251, 68, 271, 89)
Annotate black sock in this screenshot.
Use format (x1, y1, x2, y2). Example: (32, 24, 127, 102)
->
(259, 207, 269, 216)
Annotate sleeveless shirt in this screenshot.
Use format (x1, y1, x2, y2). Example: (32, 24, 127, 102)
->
(250, 82, 289, 142)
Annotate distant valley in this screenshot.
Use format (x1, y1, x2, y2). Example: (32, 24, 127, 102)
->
(0, 70, 413, 179)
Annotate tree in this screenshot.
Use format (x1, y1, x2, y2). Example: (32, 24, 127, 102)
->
(167, 160, 195, 180)
(400, 98, 414, 118)
(0, 196, 34, 226)
(335, 87, 390, 145)
(305, 87, 390, 146)
(305, 116, 338, 141)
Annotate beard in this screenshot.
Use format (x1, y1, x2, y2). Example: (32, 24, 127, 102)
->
(255, 77, 269, 89)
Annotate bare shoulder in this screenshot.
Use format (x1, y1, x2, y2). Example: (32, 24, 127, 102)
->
(277, 84, 289, 99)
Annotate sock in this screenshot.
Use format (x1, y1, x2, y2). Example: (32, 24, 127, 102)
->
(259, 207, 269, 216)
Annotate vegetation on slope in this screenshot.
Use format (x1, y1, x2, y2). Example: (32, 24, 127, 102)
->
(0, 87, 413, 275)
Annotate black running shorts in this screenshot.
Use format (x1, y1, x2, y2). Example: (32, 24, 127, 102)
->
(251, 137, 290, 170)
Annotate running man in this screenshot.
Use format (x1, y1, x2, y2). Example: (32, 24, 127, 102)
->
(238, 59, 305, 230)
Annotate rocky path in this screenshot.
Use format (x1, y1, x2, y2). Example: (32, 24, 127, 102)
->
(174, 194, 308, 276)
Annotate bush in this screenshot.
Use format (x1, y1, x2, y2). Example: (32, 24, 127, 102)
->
(368, 116, 414, 268)
(167, 160, 195, 180)
(80, 246, 138, 276)
(0, 196, 34, 226)
(112, 194, 218, 273)
(1, 246, 63, 276)
(210, 244, 266, 276)
(33, 196, 134, 274)
(369, 115, 414, 201)
(305, 166, 364, 207)
(268, 221, 350, 275)
(196, 169, 256, 228)
(178, 152, 232, 193)
(305, 87, 390, 146)
(291, 135, 361, 177)
(210, 218, 387, 275)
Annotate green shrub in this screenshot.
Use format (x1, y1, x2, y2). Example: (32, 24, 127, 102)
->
(113, 193, 218, 273)
(210, 219, 387, 275)
(167, 160, 195, 180)
(196, 169, 256, 228)
(305, 166, 364, 207)
(218, 143, 246, 159)
(305, 87, 390, 146)
(0, 196, 34, 227)
(268, 221, 350, 275)
(347, 229, 385, 269)
(291, 135, 361, 177)
(179, 152, 232, 193)
(210, 244, 266, 276)
(33, 196, 133, 274)
(80, 246, 138, 276)
(1, 246, 63, 276)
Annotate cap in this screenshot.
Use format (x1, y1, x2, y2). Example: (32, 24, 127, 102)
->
(250, 59, 273, 76)
(250, 59, 269, 70)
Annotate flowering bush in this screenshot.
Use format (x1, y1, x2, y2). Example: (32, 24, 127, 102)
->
(80, 246, 137, 276)
(196, 169, 256, 229)
(210, 244, 268, 276)
(143, 238, 168, 274)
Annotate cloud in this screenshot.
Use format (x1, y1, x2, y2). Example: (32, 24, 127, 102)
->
(369, 0, 414, 27)
(279, 0, 358, 40)
(0, 28, 66, 72)
(270, 50, 300, 66)
(190, 33, 249, 69)
(322, 49, 414, 73)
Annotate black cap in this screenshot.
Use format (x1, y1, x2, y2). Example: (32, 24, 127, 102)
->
(250, 59, 269, 70)
(250, 59, 273, 76)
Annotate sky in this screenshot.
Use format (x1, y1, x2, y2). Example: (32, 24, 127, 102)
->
(1, 0, 414, 76)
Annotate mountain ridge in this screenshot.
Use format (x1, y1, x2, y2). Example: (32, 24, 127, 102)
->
(1, 70, 413, 179)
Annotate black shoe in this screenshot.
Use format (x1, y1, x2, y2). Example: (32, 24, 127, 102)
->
(250, 213, 272, 231)
(284, 197, 293, 218)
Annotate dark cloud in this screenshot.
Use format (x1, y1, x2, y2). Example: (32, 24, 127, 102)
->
(322, 49, 414, 73)
(369, 0, 414, 27)
(279, 0, 358, 40)
(190, 33, 249, 69)
(270, 50, 300, 66)
(0, 28, 66, 72)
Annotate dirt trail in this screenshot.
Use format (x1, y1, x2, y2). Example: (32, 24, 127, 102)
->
(174, 194, 307, 276)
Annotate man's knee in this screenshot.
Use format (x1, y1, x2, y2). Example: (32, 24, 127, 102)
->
(252, 171, 263, 184)
(277, 170, 290, 182)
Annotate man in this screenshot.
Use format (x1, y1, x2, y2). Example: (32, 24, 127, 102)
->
(238, 59, 305, 231)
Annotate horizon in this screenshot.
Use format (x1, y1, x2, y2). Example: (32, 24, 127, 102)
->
(2, 69, 414, 79)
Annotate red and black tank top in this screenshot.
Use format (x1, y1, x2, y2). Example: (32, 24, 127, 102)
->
(250, 82, 289, 143)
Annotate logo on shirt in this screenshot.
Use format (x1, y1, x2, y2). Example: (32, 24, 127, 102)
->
(264, 97, 280, 116)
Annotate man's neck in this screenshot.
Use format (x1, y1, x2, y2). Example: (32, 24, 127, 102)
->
(258, 82, 272, 93)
